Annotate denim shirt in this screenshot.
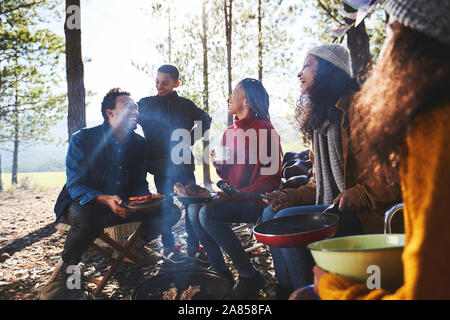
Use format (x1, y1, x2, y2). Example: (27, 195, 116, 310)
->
(65, 123, 150, 206)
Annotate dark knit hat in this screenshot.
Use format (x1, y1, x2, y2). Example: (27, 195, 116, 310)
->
(385, 0, 450, 46)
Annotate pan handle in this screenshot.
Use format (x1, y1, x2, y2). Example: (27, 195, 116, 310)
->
(217, 180, 262, 199)
(384, 203, 404, 234)
(321, 202, 339, 214)
(217, 180, 239, 195)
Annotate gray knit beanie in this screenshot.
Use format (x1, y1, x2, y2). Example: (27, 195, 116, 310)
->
(385, 0, 450, 46)
(307, 44, 352, 76)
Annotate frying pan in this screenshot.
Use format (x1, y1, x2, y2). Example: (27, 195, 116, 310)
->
(253, 204, 340, 248)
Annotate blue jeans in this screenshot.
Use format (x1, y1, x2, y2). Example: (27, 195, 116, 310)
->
(261, 205, 365, 290)
(154, 172, 198, 250)
(187, 201, 262, 278)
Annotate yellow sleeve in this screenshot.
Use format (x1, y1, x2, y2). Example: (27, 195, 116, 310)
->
(318, 273, 391, 300)
(318, 105, 450, 300)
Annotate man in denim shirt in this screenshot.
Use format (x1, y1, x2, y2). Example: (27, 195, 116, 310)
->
(40, 88, 180, 300)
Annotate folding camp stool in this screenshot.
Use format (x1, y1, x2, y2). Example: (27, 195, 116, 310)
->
(54, 221, 144, 295)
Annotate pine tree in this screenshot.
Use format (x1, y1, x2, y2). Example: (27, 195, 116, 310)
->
(0, 0, 66, 185)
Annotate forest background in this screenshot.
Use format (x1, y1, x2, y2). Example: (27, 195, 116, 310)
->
(0, 0, 387, 190)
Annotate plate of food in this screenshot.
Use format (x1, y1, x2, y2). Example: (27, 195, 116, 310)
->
(123, 194, 165, 210)
(172, 183, 218, 205)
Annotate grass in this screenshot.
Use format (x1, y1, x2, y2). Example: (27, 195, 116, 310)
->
(1, 171, 66, 191)
(0, 165, 221, 193)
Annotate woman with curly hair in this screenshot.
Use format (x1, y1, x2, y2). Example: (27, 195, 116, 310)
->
(262, 44, 402, 298)
(313, 0, 450, 299)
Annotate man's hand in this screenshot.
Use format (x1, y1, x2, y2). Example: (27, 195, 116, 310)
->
(262, 190, 290, 212)
(203, 191, 231, 206)
(95, 194, 136, 218)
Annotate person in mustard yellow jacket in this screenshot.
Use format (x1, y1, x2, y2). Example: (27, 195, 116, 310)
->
(312, 0, 450, 300)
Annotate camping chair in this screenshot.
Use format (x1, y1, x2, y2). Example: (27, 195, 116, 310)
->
(54, 221, 143, 296)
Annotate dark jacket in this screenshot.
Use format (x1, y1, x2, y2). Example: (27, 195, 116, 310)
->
(137, 91, 212, 178)
(54, 123, 149, 221)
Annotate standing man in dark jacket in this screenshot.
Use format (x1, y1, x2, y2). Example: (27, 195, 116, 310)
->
(138, 64, 212, 263)
(40, 88, 181, 300)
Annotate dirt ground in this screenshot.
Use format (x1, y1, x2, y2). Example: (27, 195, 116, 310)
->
(0, 187, 277, 300)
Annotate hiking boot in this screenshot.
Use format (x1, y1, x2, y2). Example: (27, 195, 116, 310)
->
(187, 246, 209, 264)
(230, 272, 265, 300)
(39, 259, 81, 300)
(161, 244, 186, 264)
(127, 238, 162, 266)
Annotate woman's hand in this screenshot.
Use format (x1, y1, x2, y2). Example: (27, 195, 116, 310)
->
(262, 190, 290, 212)
(203, 191, 232, 206)
(313, 265, 328, 296)
(95, 194, 136, 218)
(210, 149, 223, 169)
(333, 185, 372, 213)
(211, 148, 231, 168)
(333, 190, 357, 213)
(210, 149, 217, 163)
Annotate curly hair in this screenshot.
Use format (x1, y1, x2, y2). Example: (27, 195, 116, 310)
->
(101, 88, 131, 121)
(295, 57, 360, 142)
(349, 22, 450, 186)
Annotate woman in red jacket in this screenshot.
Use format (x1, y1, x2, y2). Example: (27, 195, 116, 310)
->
(187, 78, 282, 299)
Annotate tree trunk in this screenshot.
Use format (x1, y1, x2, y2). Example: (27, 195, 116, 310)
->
(224, 0, 233, 125)
(0, 154, 3, 192)
(12, 126, 18, 185)
(0, 58, 2, 191)
(11, 102, 19, 185)
(343, 4, 372, 84)
(202, 0, 212, 188)
(257, 0, 263, 82)
(65, 0, 86, 139)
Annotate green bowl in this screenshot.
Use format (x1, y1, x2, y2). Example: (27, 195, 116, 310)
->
(308, 234, 405, 291)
